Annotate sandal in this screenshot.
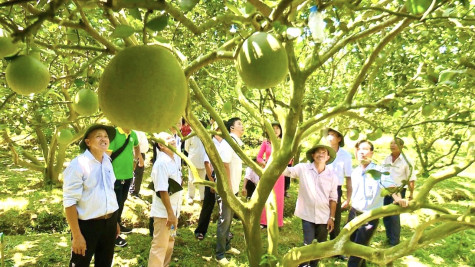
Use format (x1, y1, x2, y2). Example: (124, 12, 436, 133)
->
(196, 233, 204, 241)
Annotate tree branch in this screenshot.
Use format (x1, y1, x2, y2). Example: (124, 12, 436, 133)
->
(344, 18, 412, 105)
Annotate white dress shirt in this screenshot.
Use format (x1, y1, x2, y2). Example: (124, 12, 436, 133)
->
(150, 152, 183, 218)
(185, 134, 206, 169)
(218, 133, 243, 195)
(283, 163, 338, 224)
(383, 154, 416, 187)
(134, 130, 149, 153)
(244, 167, 260, 184)
(328, 148, 353, 185)
(350, 162, 396, 213)
(63, 150, 119, 220)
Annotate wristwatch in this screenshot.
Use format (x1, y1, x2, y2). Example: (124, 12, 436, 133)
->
(330, 216, 335, 221)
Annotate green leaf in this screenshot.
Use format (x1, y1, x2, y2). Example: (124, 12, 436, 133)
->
(110, 25, 136, 38)
(224, 2, 243, 16)
(74, 79, 85, 87)
(129, 8, 142, 20)
(380, 188, 390, 197)
(146, 15, 168, 32)
(366, 169, 383, 180)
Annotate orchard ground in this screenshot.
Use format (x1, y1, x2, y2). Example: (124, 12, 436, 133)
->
(0, 136, 474, 266)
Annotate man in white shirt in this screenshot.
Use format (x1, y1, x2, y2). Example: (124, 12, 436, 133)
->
(283, 144, 338, 267)
(130, 130, 149, 197)
(195, 130, 222, 240)
(348, 140, 409, 267)
(382, 138, 416, 246)
(184, 122, 207, 204)
(148, 132, 183, 267)
(216, 118, 244, 265)
(324, 127, 352, 245)
(63, 124, 119, 267)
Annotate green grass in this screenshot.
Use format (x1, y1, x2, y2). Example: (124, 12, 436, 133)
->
(0, 149, 474, 266)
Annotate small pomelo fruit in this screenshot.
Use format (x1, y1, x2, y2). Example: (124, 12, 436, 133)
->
(236, 32, 288, 89)
(58, 129, 74, 145)
(349, 129, 360, 141)
(99, 45, 187, 133)
(178, 0, 198, 12)
(405, 0, 432, 15)
(6, 55, 50, 95)
(223, 102, 232, 114)
(73, 89, 99, 116)
(421, 103, 435, 116)
(0, 37, 20, 58)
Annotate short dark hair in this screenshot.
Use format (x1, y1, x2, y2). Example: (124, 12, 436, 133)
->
(226, 117, 241, 132)
(355, 139, 374, 151)
(394, 137, 404, 146)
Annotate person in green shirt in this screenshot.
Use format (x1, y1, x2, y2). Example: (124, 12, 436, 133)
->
(107, 127, 143, 247)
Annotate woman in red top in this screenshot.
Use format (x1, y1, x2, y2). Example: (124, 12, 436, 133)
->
(257, 122, 285, 227)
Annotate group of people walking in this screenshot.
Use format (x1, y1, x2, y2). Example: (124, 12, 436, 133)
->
(62, 119, 415, 267)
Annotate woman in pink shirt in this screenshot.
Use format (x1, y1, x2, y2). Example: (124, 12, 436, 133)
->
(257, 122, 285, 227)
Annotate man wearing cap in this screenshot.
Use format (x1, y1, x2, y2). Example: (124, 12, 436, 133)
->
(282, 144, 338, 267)
(148, 132, 183, 267)
(63, 124, 119, 267)
(347, 140, 409, 267)
(324, 128, 353, 247)
(382, 137, 416, 246)
(107, 127, 142, 247)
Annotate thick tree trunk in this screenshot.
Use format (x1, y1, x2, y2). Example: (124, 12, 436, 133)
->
(265, 189, 279, 265)
(243, 212, 264, 267)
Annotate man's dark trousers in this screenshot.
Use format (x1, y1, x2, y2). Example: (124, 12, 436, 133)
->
(114, 179, 132, 224)
(383, 189, 406, 246)
(299, 220, 328, 267)
(130, 153, 146, 195)
(347, 208, 379, 267)
(330, 185, 343, 240)
(194, 177, 216, 237)
(69, 212, 118, 267)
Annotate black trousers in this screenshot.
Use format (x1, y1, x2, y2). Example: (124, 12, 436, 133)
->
(245, 181, 256, 199)
(383, 188, 406, 246)
(114, 178, 132, 225)
(299, 220, 328, 267)
(69, 212, 118, 267)
(194, 180, 217, 236)
(130, 153, 145, 195)
(347, 208, 379, 267)
(329, 185, 343, 240)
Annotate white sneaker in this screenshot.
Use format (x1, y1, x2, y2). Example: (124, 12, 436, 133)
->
(226, 247, 240, 255)
(216, 257, 230, 266)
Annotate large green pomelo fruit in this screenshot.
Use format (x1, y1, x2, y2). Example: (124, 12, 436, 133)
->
(0, 37, 20, 58)
(57, 129, 74, 145)
(405, 0, 432, 15)
(99, 45, 187, 133)
(236, 32, 288, 89)
(6, 55, 50, 95)
(73, 89, 99, 116)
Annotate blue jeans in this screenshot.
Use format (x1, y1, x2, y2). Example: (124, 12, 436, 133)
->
(300, 220, 328, 267)
(347, 208, 379, 267)
(383, 189, 406, 246)
(215, 195, 233, 260)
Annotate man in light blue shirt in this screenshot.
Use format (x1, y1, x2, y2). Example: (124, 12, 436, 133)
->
(63, 124, 119, 267)
(347, 140, 409, 267)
